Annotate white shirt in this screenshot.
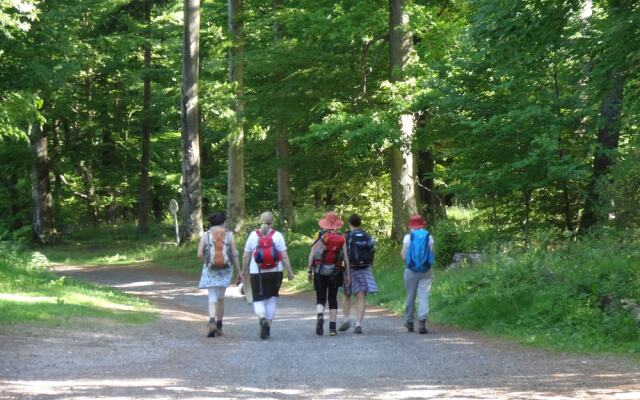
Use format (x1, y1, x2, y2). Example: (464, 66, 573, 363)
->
(244, 229, 287, 274)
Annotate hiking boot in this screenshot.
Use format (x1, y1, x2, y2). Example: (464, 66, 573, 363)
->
(329, 322, 337, 336)
(207, 318, 217, 338)
(354, 325, 363, 334)
(338, 320, 352, 332)
(216, 320, 223, 336)
(260, 318, 269, 339)
(404, 321, 414, 332)
(316, 314, 324, 336)
(418, 320, 428, 334)
(265, 324, 271, 338)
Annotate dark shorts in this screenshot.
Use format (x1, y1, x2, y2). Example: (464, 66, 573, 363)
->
(250, 271, 283, 302)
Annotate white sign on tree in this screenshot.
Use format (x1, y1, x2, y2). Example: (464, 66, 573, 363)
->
(169, 199, 180, 245)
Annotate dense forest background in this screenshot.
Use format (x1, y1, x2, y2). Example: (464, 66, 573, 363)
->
(1, 0, 639, 247)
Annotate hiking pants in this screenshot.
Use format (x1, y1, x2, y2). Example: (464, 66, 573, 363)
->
(404, 269, 433, 323)
(315, 273, 339, 310)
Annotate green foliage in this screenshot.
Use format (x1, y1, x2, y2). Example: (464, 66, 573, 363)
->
(431, 230, 640, 353)
(0, 242, 156, 325)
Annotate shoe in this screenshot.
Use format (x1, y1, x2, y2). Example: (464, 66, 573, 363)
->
(260, 318, 269, 339)
(265, 324, 271, 338)
(207, 318, 217, 338)
(316, 314, 324, 336)
(418, 320, 428, 334)
(338, 320, 352, 332)
(329, 322, 337, 336)
(404, 321, 414, 332)
(216, 321, 223, 336)
(354, 326, 362, 334)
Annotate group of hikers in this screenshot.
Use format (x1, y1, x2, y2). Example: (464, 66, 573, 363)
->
(196, 211, 435, 339)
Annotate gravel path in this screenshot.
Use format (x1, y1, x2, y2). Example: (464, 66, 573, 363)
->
(1, 264, 639, 399)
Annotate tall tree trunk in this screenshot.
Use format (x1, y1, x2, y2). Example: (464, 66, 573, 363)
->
(51, 121, 62, 230)
(579, 73, 625, 233)
(227, 0, 245, 233)
(78, 160, 98, 226)
(180, 0, 203, 241)
(273, 0, 295, 230)
(30, 123, 54, 243)
(389, 0, 418, 241)
(138, 0, 152, 235)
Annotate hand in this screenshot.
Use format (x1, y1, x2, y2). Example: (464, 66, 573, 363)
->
(344, 274, 350, 287)
(287, 270, 294, 281)
(307, 270, 313, 283)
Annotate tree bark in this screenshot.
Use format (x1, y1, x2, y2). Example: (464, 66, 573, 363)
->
(579, 72, 625, 233)
(78, 160, 98, 226)
(227, 0, 245, 233)
(273, 0, 296, 230)
(389, 0, 418, 241)
(417, 149, 445, 223)
(138, 0, 152, 234)
(180, 0, 203, 241)
(30, 123, 54, 243)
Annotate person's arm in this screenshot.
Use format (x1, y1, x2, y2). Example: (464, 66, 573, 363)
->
(242, 251, 251, 278)
(307, 243, 317, 281)
(197, 234, 206, 260)
(280, 250, 294, 280)
(342, 241, 350, 286)
(401, 237, 408, 261)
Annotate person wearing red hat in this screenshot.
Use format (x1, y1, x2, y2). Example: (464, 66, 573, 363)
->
(401, 214, 435, 334)
(308, 212, 350, 336)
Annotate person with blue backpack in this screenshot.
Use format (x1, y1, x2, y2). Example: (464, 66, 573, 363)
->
(401, 214, 435, 334)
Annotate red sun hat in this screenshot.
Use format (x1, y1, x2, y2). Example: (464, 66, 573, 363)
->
(318, 211, 344, 230)
(408, 214, 427, 229)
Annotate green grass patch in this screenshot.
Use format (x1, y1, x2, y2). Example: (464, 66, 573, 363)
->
(0, 243, 156, 325)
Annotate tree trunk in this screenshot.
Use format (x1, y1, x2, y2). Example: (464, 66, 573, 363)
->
(180, 0, 203, 241)
(389, 0, 418, 241)
(417, 149, 445, 223)
(30, 123, 54, 243)
(273, 0, 295, 230)
(78, 160, 98, 226)
(227, 0, 245, 233)
(579, 73, 625, 233)
(138, 0, 152, 235)
(51, 122, 62, 229)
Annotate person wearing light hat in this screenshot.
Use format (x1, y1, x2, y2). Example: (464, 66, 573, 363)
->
(308, 212, 350, 336)
(401, 214, 435, 334)
(242, 211, 294, 339)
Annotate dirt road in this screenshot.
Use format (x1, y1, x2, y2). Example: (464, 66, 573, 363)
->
(1, 264, 639, 399)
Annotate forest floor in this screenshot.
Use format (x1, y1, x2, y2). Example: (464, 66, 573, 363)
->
(1, 263, 639, 399)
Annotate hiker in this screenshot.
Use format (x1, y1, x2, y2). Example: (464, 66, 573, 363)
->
(242, 211, 294, 339)
(401, 214, 435, 334)
(308, 211, 350, 336)
(338, 214, 378, 334)
(197, 212, 242, 338)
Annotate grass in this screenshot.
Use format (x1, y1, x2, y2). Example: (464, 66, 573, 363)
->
(0, 243, 156, 326)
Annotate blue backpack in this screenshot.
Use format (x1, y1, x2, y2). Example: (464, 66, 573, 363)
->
(405, 229, 434, 273)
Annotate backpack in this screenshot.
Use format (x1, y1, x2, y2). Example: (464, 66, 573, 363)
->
(253, 229, 281, 270)
(313, 231, 345, 276)
(205, 228, 230, 269)
(347, 229, 375, 269)
(405, 229, 433, 273)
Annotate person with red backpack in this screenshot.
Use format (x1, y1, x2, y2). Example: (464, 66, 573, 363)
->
(197, 212, 242, 338)
(401, 214, 436, 334)
(307, 211, 350, 336)
(242, 211, 294, 339)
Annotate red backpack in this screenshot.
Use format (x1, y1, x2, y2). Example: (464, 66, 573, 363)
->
(314, 231, 345, 266)
(253, 229, 281, 269)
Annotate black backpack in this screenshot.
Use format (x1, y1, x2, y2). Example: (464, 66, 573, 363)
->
(346, 229, 375, 269)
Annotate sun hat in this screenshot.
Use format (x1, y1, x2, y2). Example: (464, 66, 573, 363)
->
(318, 212, 344, 230)
(407, 214, 427, 229)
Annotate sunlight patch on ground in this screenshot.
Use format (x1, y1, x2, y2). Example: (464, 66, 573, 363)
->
(0, 293, 55, 303)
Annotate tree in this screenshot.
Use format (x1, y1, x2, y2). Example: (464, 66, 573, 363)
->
(273, 0, 295, 230)
(227, 0, 245, 233)
(181, 0, 203, 241)
(389, 0, 418, 240)
(137, 0, 153, 234)
(30, 122, 54, 243)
